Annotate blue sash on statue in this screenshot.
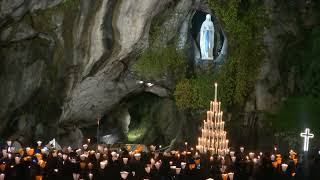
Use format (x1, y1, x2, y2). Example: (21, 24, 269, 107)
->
(204, 30, 209, 57)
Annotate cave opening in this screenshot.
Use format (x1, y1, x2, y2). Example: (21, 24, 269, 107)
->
(97, 92, 167, 145)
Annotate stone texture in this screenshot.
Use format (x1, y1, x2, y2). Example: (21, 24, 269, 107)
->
(82, 0, 110, 77)
(145, 85, 170, 97)
(58, 0, 180, 127)
(0, 0, 63, 26)
(0, 0, 197, 146)
(0, 39, 46, 135)
(253, 0, 301, 111)
(138, 98, 187, 146)
(1, 22, 37, 43)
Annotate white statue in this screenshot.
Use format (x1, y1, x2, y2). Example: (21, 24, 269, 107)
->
(200, 14, 215, 60)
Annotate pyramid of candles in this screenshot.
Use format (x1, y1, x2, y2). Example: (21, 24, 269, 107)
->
(196, 83, 229, 155)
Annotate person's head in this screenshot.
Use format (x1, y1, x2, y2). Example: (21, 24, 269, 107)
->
(37, 141, 42, 147)
(52, 150, 58, 157)
(111, 152, 118, 161)
(100, 160, 107, 169)
(63, 154, 68, 160)
(18, 148, 24, 156)
(188, 163, 196, 170)
(80, 154, 86, 161)
(150, 158, 155, 165)
(155, 161, 161, 169)
(82, 144, 88, 150)
(15, 156, 21, 164)
(67, 146, 72, 153)
(181, 162, 186, 169)
(2, 150, 7, 158)
(88, 162, 93, 170)
(194, 158, 200, 166)
(206, 14, 211, 21)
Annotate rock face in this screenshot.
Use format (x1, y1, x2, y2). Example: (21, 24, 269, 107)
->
(1, 0, 315, 148)
(0, 0, 197, 147)
(236, 0, 320, 149)
(252, 0, 317, 112)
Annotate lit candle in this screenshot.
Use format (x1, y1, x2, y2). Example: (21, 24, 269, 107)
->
(201, 129, 204, 139)
(89, 173, 93, 180)
(230, 151, 235, 157)
(216, 101, 218, 112)
(249, 152, 255, 159)
(281, 164, 288, 172)
(214, 113, 217, 128)
(240, 147, 244, 153)
(226, 140, 229, 150)
(222, 122, 224, 131)
(214, 83, 218, 102)
(222, 173, 228, 180)
(228, 172, 234, 180)
(271, 154, 275, 161)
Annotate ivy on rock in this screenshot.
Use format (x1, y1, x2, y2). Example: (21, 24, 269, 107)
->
(133, 46, 187, 82)
(134, 0, 268, 111)
(175, 0, 268, 110)
(208, 0, 268, 107)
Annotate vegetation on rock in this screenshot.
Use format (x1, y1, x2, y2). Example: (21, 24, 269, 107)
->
(174, 74, 215, 110)
(133, 46, 187, 82)
(268, 96, 320, 134)
(62, 0, 78, 8)
(174, 0, 268, 110)
(281, 27, 320, 97)
(135, 0, 268, 111)
(208, 0, 268, 106)
(269, 25, 320, 134)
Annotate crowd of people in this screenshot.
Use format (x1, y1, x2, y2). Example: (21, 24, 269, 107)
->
(0, 140, 320, 180)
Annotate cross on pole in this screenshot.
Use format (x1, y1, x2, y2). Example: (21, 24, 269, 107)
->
(300, 128, 314, 152)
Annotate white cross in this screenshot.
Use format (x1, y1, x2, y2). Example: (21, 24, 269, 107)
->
(300, 128, 314, 152)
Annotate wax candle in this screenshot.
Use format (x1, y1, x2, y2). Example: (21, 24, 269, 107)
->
(281, 164, 288, 172)
(228, 172, 234, 180)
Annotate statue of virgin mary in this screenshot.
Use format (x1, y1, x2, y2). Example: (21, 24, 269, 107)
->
(200, 14, 214, 60)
